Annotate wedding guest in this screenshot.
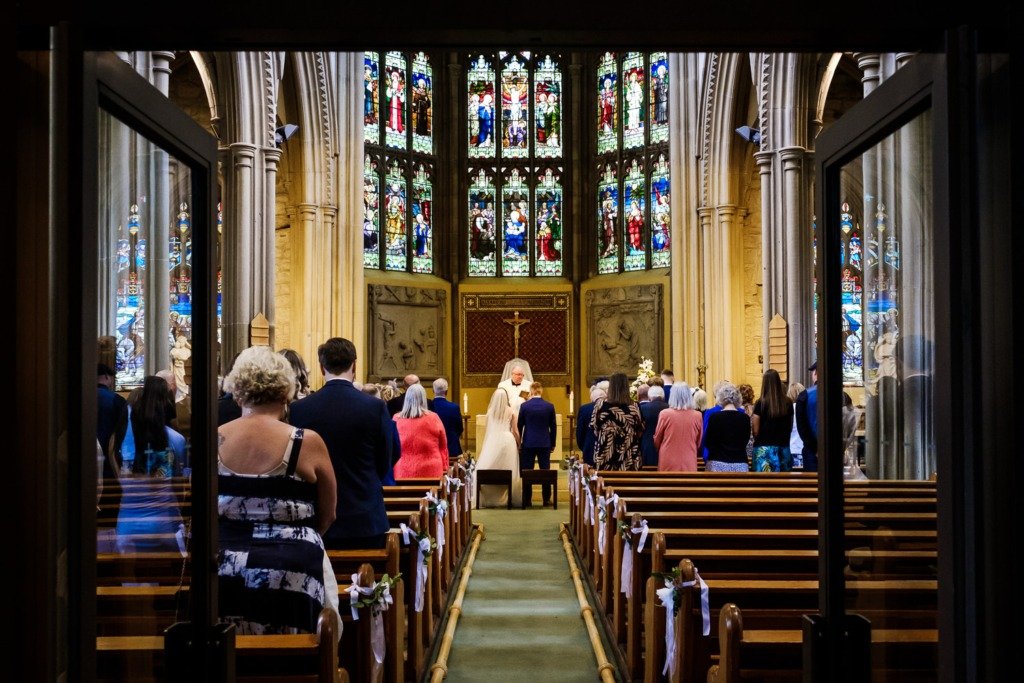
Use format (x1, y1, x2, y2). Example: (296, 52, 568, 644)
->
(639, 384, 670, 467)
(653, 382, 703, 472)
(751, 369, 794, 472)
(393, 384, 449, 479)
(590, 372, 645, 471)
(701, 382, 751, 472)
(216, 345, 340, 637)
(432, 377, 464, 459)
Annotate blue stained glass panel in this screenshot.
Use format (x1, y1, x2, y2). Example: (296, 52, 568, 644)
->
(535, 168, 563, 276)
(364, 52, 380, 144)
(597, 164, 619, 274)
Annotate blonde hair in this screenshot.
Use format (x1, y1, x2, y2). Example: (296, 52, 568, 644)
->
(224, 346, 296, 407)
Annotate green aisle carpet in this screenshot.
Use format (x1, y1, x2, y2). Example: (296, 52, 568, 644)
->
(439, 505, 608, 682)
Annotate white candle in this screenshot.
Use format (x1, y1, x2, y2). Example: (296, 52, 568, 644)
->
(463, 393, 468, 414)
(569, 390, 574, 414)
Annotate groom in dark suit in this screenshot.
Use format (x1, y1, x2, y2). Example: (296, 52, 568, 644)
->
(289, 337, 393, 549)
(518, 381, 557, 506)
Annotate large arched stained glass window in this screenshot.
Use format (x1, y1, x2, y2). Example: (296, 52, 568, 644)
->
(596, 51, 670, 274)
(364, 50, 436, 273)
(466, 52, 565, 277)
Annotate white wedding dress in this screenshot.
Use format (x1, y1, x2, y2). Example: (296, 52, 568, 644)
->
(475, 415, 523, 508)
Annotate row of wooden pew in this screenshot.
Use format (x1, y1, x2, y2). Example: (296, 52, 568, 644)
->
(95, 460, 477, 682)
(566, 465, 938, 682)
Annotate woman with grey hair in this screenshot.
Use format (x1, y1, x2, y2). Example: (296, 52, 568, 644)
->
(393, 383, 449, 478)
(700, 382, 752, 472)
(653, 381, 704, 472)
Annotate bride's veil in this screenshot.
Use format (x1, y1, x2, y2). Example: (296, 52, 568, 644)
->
(499, 358, 534, 384)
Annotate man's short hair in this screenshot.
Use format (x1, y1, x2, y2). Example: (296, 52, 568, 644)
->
(636, 384, 649, 400)
(661, 369, 674, 378)
(318, 337, 357, 374)
(529, 381, 543, 395)
(433, 377, 449, 394)
(649, 385, 665, 401)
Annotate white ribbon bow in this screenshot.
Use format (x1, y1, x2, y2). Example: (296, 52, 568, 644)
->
(620, 519, 650, 597)
(445, 475, 462, 517)
(583, 484, 595, 525)
(425, 492, 447, 560)
(597, 496, 608, 556)
(655, 581, 679, 679)
(344, 573, 390, 664)
(400, 523, 428, 613)
(656, 568, 711, 679)
(609, 493, 621, 518)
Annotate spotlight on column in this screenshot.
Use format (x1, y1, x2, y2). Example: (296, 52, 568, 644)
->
(735, 125, 761, 145)
(274, 124, 299, 147)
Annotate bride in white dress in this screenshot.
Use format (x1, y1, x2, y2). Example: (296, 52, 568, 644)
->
(475, 389, 523, 508)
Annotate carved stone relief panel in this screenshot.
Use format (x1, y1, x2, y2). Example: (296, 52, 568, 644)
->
(368, 285, 446, 381)
(586, 284, 663, 380)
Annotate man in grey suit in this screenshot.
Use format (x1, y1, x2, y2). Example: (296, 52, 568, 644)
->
(289, 337, 393, 549)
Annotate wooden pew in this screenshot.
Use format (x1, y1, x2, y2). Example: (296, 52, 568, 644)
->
(96, 608, 348, 682)
(705, 603, 937, 683)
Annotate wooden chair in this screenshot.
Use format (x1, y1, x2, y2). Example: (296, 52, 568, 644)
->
(475, 469, 513, 510)
(520, 468, 558, 509)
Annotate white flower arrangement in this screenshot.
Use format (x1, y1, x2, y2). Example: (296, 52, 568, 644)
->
(630, 357, 657, 401)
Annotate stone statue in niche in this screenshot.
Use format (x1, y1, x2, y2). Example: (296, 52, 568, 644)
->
(368, 284, 446, 380)
(587, 285, 662, 378)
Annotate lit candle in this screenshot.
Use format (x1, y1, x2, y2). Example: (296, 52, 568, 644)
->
(569, 390, 574, 415)
(463, 393, 468, 414)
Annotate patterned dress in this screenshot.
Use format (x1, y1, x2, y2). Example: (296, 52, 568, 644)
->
(590, 399, 645, 471)
(217, 428, 339, 635)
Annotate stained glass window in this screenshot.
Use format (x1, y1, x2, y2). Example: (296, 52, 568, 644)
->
(364, 52, 380, 144)
(597, 163, 619, 274)
(411, 164, 433, 274)
(466, 52, 565, 277)
(650, 154, 671, 267)
(468, 168, 497, 276)
(116, 203, 147, 386)
(812, 200, 893, 387)
(363, 154, 380, 269)
(169, 202, 193, 345)
(535, 168, 563, 276)
(364, 50, 436, 273)
(411, 52, 433, 154)
(595, 52, 670, 273)
(383, 159, 407, 271)
(468, 55, 496, 159)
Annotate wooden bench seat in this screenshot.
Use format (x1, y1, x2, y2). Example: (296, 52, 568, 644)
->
(706, 603, 937, 683)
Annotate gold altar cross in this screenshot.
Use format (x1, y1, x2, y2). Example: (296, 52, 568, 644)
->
(502, 310, 531, 357)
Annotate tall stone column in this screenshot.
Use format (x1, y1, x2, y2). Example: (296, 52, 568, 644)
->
(780, 145, 813, 380)
(702, 204, 746, 385)
(221, 142, 258, 364)
(262, 146, 282, 345)
(755, 149, 774, 375)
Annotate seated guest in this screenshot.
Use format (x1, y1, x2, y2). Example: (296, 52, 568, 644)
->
(701, 382, 751, 472)
(216, 345, 340, 637)
(653, 382, 703, 472)
(393, 384, 449, 479)
(109, 375, 188, 554)
(639, 384, 670, 467)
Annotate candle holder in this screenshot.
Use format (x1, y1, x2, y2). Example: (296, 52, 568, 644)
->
(566, 413, 576, 459)
(461, 413, 471, 452)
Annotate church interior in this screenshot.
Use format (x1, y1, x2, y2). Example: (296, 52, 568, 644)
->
(13, 3, 1014, 681)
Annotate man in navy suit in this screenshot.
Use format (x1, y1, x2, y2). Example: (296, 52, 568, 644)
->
(575, 382, 607, 467)
(518, 381, 557, 506)
(640, 384, 670, 467)
(289, 337, 393, 549)
(431, 377, 463, 458)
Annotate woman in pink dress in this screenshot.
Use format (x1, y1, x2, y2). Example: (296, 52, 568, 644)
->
(393, 383, 448, 478)
(653, 381, 704, 472)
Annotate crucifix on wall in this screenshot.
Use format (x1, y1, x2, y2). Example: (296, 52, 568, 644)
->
(502, 310, 531, 357)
